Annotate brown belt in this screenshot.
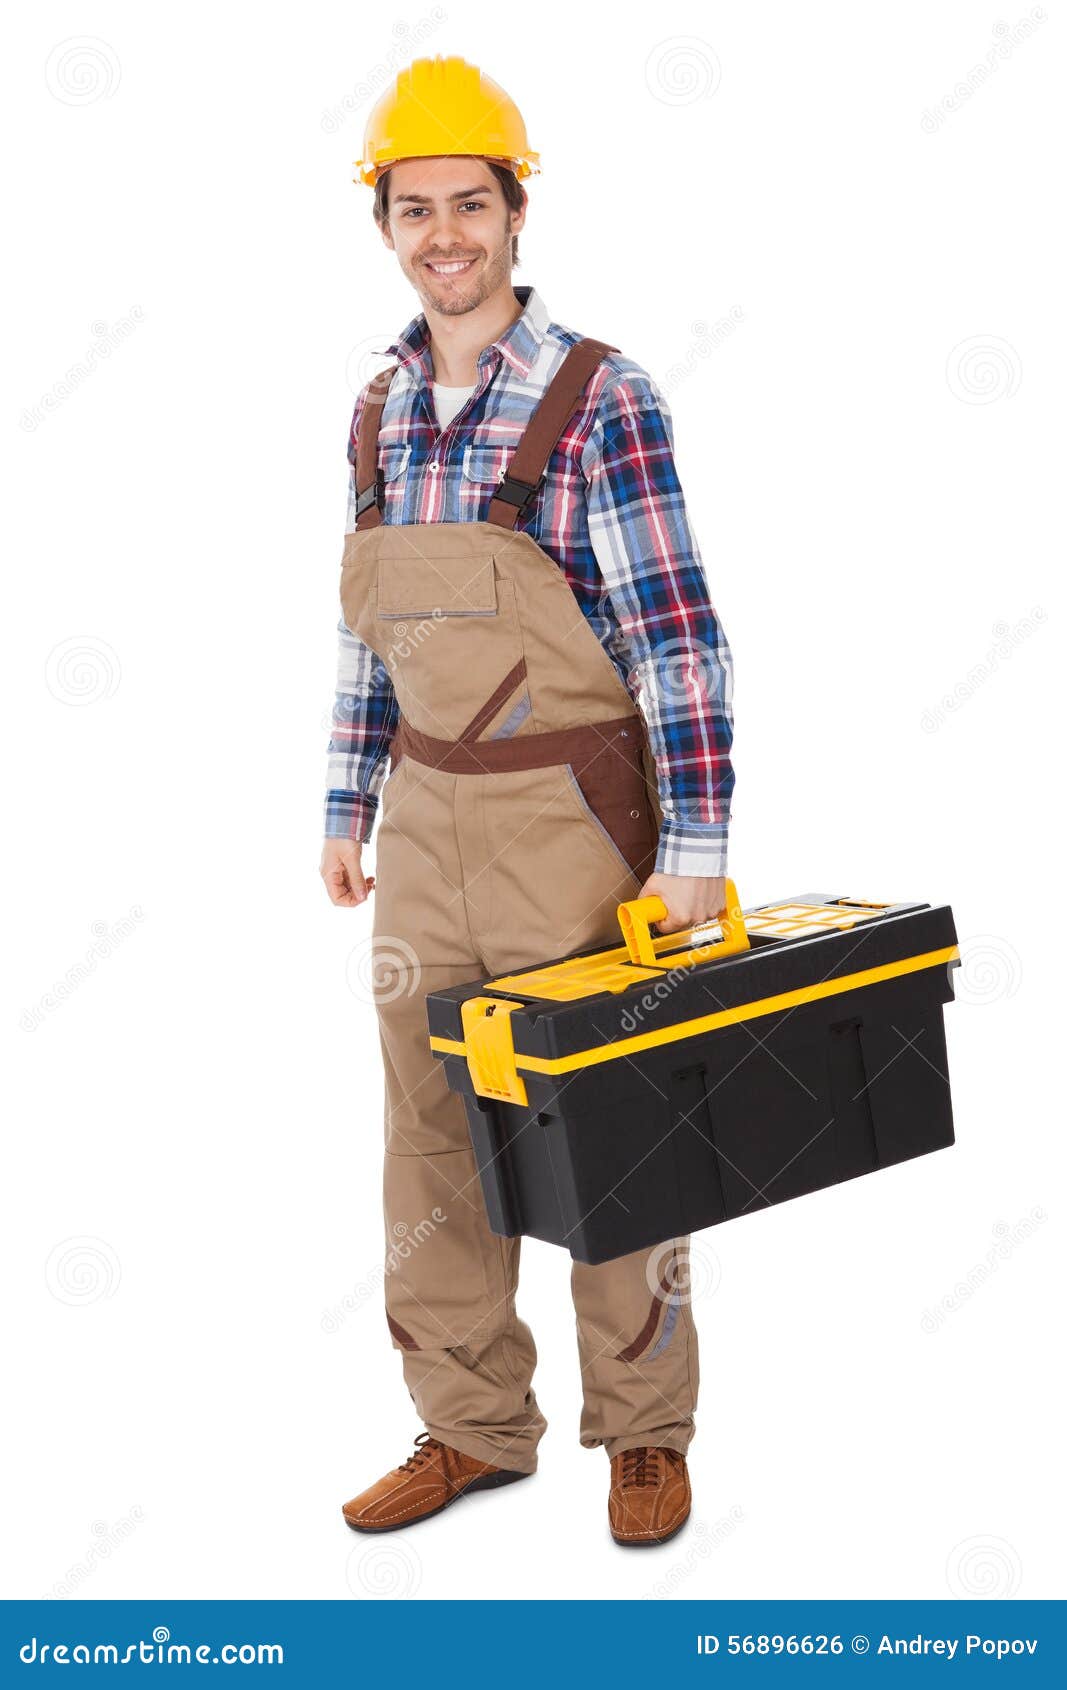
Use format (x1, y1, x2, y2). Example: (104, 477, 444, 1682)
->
(390, 712, 659, 882)
(391, 712, 642, 775)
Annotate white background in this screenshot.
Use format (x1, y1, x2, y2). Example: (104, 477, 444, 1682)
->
(3, 0, 1063, 1603)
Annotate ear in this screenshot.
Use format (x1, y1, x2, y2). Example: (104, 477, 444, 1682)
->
(510, 186, 528, 237)
(379, 218, 396, 253)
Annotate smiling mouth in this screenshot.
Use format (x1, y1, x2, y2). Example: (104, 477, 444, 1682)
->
(423, 257, 479, 277)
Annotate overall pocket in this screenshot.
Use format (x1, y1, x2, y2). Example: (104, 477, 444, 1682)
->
(563, 745, 658, 883)
(562, 765, 639, 878)
(375, 554, 498, 618)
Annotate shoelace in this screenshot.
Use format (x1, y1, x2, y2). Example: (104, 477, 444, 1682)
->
(620, 1446, 662, 1489)
(396, 1432, 443, 1475)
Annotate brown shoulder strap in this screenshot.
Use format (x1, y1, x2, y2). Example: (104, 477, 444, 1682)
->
(486, 337, 618, 530)
(354, 336, 618, 533)
(353, 366, 399, 532)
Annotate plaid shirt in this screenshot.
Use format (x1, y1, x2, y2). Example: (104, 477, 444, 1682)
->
(326, 285, 735, 877)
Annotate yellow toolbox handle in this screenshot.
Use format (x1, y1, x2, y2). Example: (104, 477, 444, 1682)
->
(616, 879, 750, 970)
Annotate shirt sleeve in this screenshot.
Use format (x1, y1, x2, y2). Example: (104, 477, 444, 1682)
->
(323, 393, 399, 843)
(580, 372, 735, 879)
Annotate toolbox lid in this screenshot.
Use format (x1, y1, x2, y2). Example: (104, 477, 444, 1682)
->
(426, 885, 959, 1106)
(484, 893, 914, 1002)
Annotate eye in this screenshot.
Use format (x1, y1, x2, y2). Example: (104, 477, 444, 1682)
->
(402, 207, 427, 218)
(461, 200, 487, 212)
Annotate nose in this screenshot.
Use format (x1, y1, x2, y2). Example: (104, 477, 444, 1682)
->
(426, 205, 472, 254)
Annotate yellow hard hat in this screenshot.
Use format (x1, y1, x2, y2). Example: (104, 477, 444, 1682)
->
(354, 55, 541, 188)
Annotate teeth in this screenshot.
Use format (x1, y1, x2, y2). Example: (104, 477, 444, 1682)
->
(427, 259, 475, 274)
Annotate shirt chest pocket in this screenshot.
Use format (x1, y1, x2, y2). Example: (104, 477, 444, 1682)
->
(379, 443, 412, 484)
(461, 444, 511, 486)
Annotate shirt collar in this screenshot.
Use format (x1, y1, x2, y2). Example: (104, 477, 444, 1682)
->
(385, 284, 549, 385)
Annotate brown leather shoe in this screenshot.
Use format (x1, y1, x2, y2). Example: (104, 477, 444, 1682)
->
(608, 1445, 691, 1547)
(341, 1432, 530, 1533)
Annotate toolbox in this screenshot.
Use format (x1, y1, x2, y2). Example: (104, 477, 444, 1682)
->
(426, 885, 960, 1265)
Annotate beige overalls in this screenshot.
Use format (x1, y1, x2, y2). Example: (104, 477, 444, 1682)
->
(339, 336, 698, 1474)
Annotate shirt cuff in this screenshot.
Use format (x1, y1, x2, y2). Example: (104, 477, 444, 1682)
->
(324, 791, 377, 844)
(654, 818, 730, 879)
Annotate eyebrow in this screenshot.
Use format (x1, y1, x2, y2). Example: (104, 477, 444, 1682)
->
(391, 185, 493, 206)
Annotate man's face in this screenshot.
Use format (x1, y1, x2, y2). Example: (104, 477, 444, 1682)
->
(379, 156, 524, 316)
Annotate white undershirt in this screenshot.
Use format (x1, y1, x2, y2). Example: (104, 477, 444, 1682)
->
(433, 382, 476, 430)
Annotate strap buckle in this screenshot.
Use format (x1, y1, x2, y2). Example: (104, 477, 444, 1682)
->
(353, 469, 385, 520)
(495, 471, 544, 515)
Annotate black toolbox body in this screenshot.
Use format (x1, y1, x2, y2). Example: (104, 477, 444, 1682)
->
(426, 893, 959, 1265)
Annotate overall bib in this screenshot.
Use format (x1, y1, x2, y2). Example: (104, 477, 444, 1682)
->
(339, 337, 699, 1473)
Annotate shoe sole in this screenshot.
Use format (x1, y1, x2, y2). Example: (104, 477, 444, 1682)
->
(343, 1467, 530, 1534)
(610, 1509, 691, 1548)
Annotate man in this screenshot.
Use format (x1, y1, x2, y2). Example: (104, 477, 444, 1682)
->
(321, 55, 735, 1547)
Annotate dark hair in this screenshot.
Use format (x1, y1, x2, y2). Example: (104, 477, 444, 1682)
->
(373, 159, 526, 265)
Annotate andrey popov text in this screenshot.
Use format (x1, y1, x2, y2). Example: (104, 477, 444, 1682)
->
(695, 1634, 1039, 1660)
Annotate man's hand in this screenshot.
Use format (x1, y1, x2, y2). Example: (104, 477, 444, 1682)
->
(637, 872, 727, 935)
(320, 839, 375, 907)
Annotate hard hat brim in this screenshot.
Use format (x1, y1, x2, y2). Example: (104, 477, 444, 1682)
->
(353, 151, 541, 188)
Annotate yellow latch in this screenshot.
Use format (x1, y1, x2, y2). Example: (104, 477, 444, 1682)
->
(460, 996, 528, 1106)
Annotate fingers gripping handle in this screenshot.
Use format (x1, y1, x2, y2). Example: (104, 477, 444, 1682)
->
(616, 879, 750, 969)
